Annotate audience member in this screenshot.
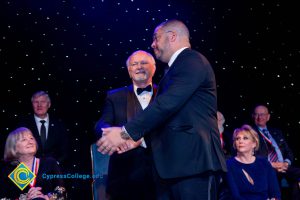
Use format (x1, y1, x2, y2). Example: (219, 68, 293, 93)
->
(217, 111, 233, 158)
(226, 124, 281, 200)
(17, 90, 69, 168)
(95, 50, 156, 200)
(97, 19, 226, 200)
(252, 104, 300, 200)
(0, 127, 65, 199)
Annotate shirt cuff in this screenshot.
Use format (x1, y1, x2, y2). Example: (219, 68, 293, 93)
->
(140, 138, 147, 148)
(284, 159, 291, 166)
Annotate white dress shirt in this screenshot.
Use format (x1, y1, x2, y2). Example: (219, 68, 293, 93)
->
(34, 114, 49, 140)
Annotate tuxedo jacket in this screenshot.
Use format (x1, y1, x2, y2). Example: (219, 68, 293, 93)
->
(125, 48, 227, 179)
(253, 125, 294, 162)
(17, 114, 69, 166)
(95, 84, 157, 199)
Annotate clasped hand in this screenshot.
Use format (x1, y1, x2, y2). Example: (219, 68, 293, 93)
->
(26, 187, 49, 200)
(96, 127, 141, 155)
(271, 161, 289, 173)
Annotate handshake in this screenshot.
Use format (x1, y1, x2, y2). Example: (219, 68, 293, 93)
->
(96, 127, 142, 155)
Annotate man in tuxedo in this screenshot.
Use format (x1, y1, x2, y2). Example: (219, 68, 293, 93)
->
(252, 104, 300, 200)
(97, 19, 227, 200)
(17, 90, 69, 168)
(95, 50, 156, 200)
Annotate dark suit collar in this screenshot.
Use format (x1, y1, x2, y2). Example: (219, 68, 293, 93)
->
(168, 47, 190, 67)
(152, 85, 158, 100)
(127, 85, 143, 122)
(158, 48, 192, 87)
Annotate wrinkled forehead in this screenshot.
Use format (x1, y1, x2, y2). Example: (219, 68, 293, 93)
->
(130, 52, 150, 61)
(32, 95, 49, 101)
(254, 106, 268, 113)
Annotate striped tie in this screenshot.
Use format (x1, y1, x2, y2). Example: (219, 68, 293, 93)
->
(262, 129, 278, 162)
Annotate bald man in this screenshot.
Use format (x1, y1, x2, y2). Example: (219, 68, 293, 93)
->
(98, 20, 226, 200)
(95, 50, 156, 200)
(252, 104, 300, 200)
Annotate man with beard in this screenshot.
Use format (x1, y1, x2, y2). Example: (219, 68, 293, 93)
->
(97, 20, 226, 200)
(95, 50, 156, 200)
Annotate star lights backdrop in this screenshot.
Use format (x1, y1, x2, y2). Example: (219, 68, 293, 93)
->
(0, 0, 299, 198)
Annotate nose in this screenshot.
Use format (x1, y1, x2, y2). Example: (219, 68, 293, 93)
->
(137, 64, 143, 69)
(151, 41, 155, 49)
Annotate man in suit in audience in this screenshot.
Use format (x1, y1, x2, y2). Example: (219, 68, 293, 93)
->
(17, 90, 69, 168)
(95, 50, 156, 200)
(252, 104, 300, 200)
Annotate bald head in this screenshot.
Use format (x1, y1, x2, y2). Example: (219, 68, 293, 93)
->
(126, 50, 155, 67)
(151, 19, 191, 63)
(158, 19, 190, 43)
(126, 50, 156, 87)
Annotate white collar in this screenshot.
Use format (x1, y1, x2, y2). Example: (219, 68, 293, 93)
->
(133, 83, 153, 95)
(168, 47, 188, 67)
(34, 114, 49, 124)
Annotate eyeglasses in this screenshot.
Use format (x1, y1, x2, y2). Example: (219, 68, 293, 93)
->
(152, 31, 174, 42)
(253, 113, 268, 117)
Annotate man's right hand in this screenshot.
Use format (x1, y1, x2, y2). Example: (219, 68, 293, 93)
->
(117, 139, 143, 154)
(271, 161, 289, 173)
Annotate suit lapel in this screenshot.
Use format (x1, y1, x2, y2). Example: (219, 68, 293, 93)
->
(127, 85, 143, 122)
(156, 48, 190, 96)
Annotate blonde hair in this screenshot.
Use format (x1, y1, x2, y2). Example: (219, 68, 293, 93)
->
(4, 127, 38, 162)
(232, 124, 260, 151)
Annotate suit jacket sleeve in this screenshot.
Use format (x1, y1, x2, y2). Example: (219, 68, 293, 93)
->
(125, 50, 216, 141)
(94, 89, 128, 139)
(95, 93, 116, 139)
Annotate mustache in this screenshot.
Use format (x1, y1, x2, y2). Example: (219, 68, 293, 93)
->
(135, 70, 146, 74)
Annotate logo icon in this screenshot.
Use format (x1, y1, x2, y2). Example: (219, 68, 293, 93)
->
(8, 162, 36, 190)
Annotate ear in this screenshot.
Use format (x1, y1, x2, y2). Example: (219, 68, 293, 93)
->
(266, 114, 270, 122)
(168, 31, 177, 42)
(252, 142, 256, 150)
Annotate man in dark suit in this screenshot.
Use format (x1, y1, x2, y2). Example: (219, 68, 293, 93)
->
(17, 91, 69, 168)
(97, 19, 227, 200)
(252, 104, 300, 200)
(95, 50, 156, 200)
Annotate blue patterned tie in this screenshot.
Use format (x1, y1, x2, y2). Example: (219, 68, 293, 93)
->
(262, 129, 278, 162)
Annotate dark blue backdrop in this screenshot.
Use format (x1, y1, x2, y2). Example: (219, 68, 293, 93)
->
(1, 0, 299, 198)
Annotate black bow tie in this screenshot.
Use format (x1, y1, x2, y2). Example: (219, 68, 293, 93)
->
(136, 85, 152, 95)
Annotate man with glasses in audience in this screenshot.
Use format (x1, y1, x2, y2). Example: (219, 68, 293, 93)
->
(252, 104, 300, 200)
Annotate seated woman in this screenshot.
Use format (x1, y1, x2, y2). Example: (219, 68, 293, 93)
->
(226, 124, 281, 200)
(0, 127, 65, 200)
